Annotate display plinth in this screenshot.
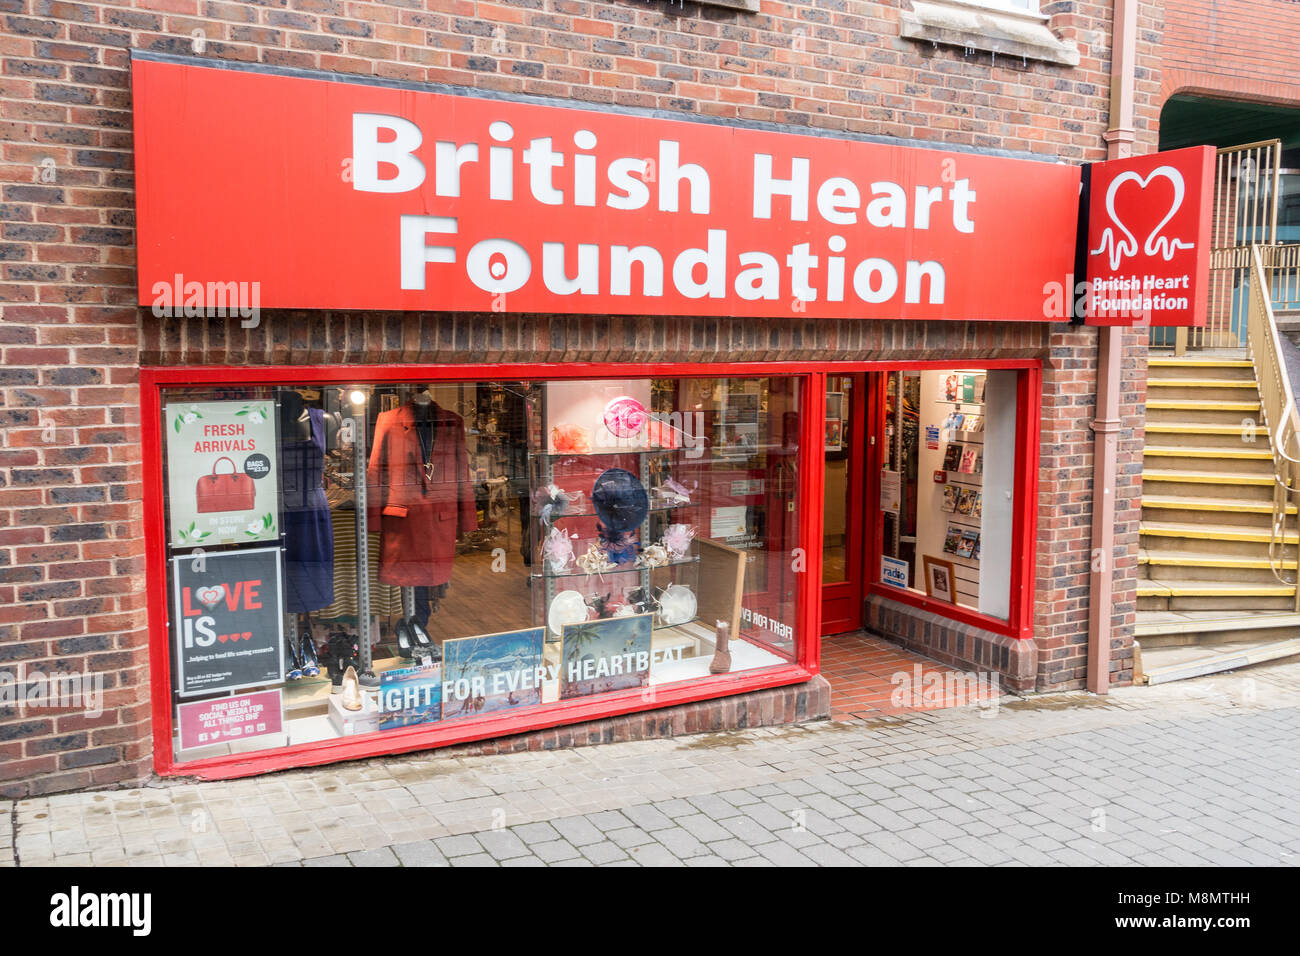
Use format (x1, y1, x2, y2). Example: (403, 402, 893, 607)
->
(327, 688, 382, 736)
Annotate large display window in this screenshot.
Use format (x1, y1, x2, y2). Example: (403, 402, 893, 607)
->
(143, 367, 812, 773)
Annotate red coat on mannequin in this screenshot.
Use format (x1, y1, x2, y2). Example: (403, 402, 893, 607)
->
(366, 401, 478, 587)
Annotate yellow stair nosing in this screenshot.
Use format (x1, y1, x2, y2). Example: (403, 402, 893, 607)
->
(1147, 379, 1258, 388)
(1148, 358, 1254, 368)
(1141, 470, 1273, 485)
(1140, 521, 1300, 543)
(1145, 423, 1264, 435)
(1138, 581, 1294, 597)
(1138, 553, 1298, 569)
(1141, 496, 1296, 514)
(1146, 400, 1260, 411)
(1143, 446, 1273, 459)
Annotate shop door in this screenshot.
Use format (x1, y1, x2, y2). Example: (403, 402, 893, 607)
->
(820, 374, 868, 635)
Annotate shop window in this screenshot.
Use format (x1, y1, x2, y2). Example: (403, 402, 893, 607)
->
(158, 375, 802, 764)
(878, 367, 1019, 621)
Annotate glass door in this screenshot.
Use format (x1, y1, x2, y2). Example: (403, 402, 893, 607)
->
(820, 374, 866, 635)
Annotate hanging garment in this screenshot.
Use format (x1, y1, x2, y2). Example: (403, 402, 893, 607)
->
(367, 402, 478, 586)
(314, 510, 403, 619)
(282, 407, 334, 613)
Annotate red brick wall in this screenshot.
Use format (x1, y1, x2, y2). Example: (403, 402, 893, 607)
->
(1161, 0, 1300, 105)
(0, 0, 1161, 795)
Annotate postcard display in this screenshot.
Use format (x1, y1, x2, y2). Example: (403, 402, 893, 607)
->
(913, 370, 1016, 616)
(528, 380, 710, 688)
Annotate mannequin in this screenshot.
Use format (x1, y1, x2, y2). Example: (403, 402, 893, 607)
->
(279, 389, 336, 679)
(367, 387, 477, 644)
(410, 389, 446, 629)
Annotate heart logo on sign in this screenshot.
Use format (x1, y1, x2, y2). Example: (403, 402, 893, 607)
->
(1090, 165, 1195, 270)
(196, 584, 224, 608)
(217, 634, 228, 643)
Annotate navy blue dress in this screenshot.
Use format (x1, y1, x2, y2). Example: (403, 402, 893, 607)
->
(282, 408, 334, 613)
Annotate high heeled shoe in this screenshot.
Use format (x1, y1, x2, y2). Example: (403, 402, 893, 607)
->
(395, 619, 414, 659)
(408, 618, 431, 649)
(285, 632, 304, 681)
(341, 666, 363, 712)
(299, 631, 321, 678)
(408, 619, 441, 662)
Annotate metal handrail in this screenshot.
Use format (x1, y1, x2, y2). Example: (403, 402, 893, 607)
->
(1244, 243, 1300, 607)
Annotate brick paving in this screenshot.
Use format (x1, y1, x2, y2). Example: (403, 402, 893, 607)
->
(4, 660, 1299, 867)
(820, 631, 999, 720)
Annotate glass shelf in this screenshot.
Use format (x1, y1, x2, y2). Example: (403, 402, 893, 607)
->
(531, 554, 700, 579)
(532, 501, 699, 520)
(531, 446, 680, 461)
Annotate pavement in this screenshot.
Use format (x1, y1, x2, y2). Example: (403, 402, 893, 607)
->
(5, 657, 1300, 867)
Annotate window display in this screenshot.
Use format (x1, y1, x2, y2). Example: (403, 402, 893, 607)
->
(159, 375, 803, 764)
(880, 367, 1018, 620)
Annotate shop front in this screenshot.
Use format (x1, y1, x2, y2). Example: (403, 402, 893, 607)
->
(132, 52, 1097, 780)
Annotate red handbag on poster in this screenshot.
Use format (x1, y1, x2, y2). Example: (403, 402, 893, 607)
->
(195, 456, 256, 513)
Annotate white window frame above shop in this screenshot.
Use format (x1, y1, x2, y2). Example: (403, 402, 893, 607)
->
(899, 0, 1078, 67)
(972, 0, 1041, 13)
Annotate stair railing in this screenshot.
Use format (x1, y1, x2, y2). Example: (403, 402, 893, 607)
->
(1245, 243, 1300, 608)
(1265, 243, 1300, 312)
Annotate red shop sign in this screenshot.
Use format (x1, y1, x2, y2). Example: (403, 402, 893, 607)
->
(131, 55, 1080, 323)
(1084, 145, 1214, 327)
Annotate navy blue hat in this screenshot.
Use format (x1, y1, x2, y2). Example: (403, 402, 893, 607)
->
(591, 468, 649, 534)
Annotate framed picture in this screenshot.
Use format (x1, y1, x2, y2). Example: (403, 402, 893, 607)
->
(559, 613, 654, 699)
(824, 418, 843, 451)
(824, 391, 844, 453)
(825, 391, 844, 421)
(923, 555, 956, 604)
(441, 625, 545, 720)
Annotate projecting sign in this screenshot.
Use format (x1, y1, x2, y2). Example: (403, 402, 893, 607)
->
(1084, 145, 1214, 327)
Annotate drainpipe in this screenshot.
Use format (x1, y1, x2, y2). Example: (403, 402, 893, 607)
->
(1087, 0, 1137, 694)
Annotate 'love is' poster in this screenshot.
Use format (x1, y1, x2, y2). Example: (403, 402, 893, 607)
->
(164, 399, 279, 548)
(172, 546, 285, 696)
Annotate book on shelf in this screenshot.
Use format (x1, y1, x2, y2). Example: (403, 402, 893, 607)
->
(958, 446, 978, 474)
(955, 488, 978, 517)
(942, 444, 962, 471)
(942, 525, 963, 555)
(941, 485, 959, 513)
(956, 529, 980, 559)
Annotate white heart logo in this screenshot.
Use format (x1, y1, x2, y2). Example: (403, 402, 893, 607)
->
(196, 584, 224, 608)
(1090, 165, 1195, 270)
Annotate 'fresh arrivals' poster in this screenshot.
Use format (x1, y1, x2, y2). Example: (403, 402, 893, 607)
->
(165, 399, 279, 548)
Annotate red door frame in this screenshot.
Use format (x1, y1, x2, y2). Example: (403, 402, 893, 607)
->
(141, 361, 826, 781)
(819, 373, 868, 635)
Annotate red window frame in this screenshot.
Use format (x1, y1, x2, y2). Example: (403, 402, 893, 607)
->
(859, 360, 1041, 640)
(140, 361, 826, 781)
